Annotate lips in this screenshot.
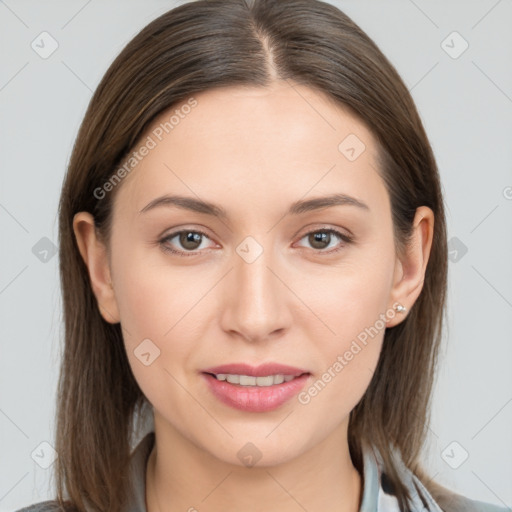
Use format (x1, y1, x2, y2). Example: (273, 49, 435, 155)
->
(201, 362, 311, 412)
(201, 362, 309, 377)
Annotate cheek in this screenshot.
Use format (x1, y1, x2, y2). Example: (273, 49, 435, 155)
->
(111, 241, 189, 339)
(111, 245, 208, 377)
(292, 248, 394, 404)
(310, 283, 386, 386)
(113, 255, 197, 414)
(296, 248, 394, 346)
(293, 285, 388, 436)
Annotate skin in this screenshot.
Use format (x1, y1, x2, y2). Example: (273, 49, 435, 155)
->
(74, 80, 434, 512)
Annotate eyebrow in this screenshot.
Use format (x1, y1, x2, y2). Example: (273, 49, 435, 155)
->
(139, 193, 370, 218)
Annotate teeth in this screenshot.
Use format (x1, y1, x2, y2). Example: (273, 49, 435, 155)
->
(225, 374, 240, 384)
(214, 374, 298, 386)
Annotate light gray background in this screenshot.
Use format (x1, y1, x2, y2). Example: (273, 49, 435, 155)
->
(1, 1, 511, 511)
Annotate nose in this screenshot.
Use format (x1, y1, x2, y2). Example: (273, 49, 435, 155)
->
(219, 242, 292, 343)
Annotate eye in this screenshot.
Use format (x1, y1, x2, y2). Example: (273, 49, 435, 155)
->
(295, 228, 353, 254)
(159, 229, 215, 257)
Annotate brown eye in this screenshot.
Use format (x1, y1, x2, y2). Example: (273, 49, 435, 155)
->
(308, 231, 332, 250)
(160, 229, 214, 256)
(178, 231, 203, 250)
(297, 228, 353, 254)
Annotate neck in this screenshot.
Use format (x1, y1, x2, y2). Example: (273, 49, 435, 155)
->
(145, 413, 363, 512)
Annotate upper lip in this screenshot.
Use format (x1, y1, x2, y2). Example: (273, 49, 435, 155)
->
(202, 363, 310, 377)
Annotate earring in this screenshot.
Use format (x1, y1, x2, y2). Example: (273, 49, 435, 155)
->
(394, 304, 407, 313)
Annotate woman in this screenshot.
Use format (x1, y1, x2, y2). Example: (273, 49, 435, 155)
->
(17, 0, 508, 511)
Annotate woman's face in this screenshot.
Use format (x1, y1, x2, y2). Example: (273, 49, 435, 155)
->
(78, 81, 431, 467)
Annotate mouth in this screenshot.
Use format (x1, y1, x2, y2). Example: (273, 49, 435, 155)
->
(201, 362, 309, 378)
(200, 363, 311, 412)
(203, 372, 308, 386)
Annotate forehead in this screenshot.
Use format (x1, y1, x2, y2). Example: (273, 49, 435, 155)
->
(172, 81, 373, 150)
(113, 82, 388, 220)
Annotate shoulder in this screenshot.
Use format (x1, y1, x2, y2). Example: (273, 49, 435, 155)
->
(425, 483, 510, 512)
(439, 492, 510, 512)
(15, 500, 75, 512)
(14, 433, 155, 512)
(374, 444, 510, 512)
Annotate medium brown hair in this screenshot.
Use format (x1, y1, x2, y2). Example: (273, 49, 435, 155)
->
(55, 1, 451, 510)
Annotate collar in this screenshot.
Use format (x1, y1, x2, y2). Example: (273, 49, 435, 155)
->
(363, 442, 443, 512)
(126, 432, 442, 512)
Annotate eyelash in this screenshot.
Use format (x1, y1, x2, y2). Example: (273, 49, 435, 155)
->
(159, 227, 354, 257)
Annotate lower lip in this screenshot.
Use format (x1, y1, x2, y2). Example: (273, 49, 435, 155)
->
(202, 373, 310, 412)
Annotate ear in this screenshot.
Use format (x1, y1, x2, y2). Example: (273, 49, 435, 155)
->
(73, 212, 120, 324)
(386, 206, 434, 327)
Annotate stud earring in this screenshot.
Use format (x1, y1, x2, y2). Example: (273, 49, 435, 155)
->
(394, 304, 407, 313)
